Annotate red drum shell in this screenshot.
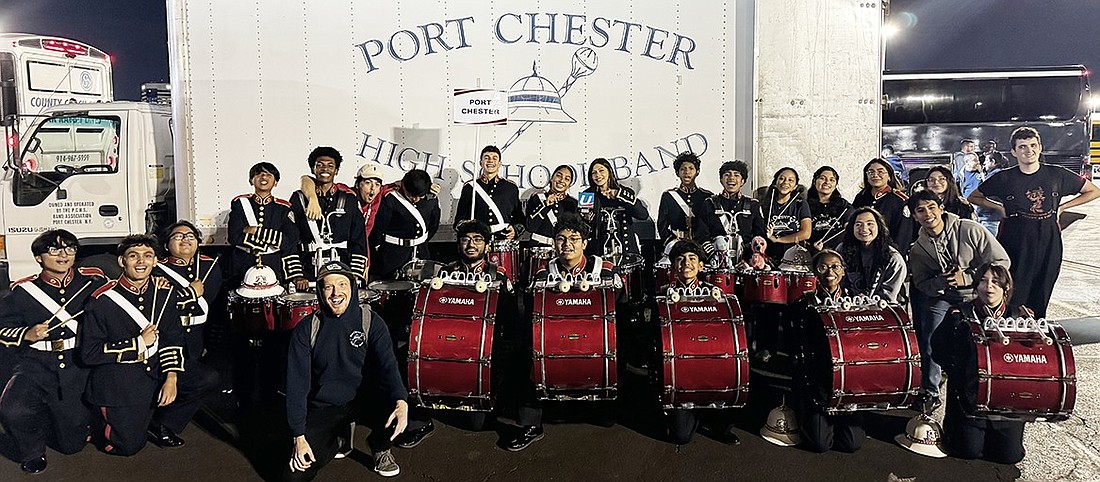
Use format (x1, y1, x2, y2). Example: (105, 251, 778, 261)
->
(409, 283, 499, 410)
(487, 241, 520, 282)
(805, 306, 920, 413)
(969, 321, 1076, 421)
(277, 293, 318, 331)
(657, 295, 749, 408)
(742, 272, 788, 304)
(786, 272, 817, 301)
(228, 292, 278, 334)
(532, 288, 618, 400)
(705, 270, 739, 296)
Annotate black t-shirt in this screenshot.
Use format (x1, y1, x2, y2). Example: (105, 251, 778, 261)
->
(765, 196, 811, 238)
(977, 164, 1085, 223)
(807, 195, 852, 247)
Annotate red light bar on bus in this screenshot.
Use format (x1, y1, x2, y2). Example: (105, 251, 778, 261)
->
(41, 39, 89, 56)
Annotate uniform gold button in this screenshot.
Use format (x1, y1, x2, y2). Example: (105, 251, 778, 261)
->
(57, 354, 64, 360)
(60, 298, 66, 303)
(138, 306, 145, 311)
(138, 297, 144, 302)
(146, 367, 152, 372)
(59, 289, 65, 295)
(59, 363, 66, 369)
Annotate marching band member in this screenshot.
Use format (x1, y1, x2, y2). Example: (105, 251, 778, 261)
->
(806, 166, 852, 252)
(760, 167, 812, 261)
(354, 163, 393, 268)
(228, 162, 301, 284)
(284, 261, 408, 480)
(80, 235, 219, 455)
(853, 158, 913, 255)
(694, 160, 766, 259)
(368, 169, 441, 280)
(443, 220, 511, 285)
(455, 145, 525, 240)
(659, 240, 738, 446)
(657, 152, 712, 244)
(581, 158, 648, 257)
(931, 263, 1028, 464)
(908, 189, 1010, 411)
(290, 147, 368, 290)
(509, 214, 621, 451)
(837, 207, 906, 303)
(0, 230, 107, 474)
(525, 164, 578, 247)
(792, 250, 866, 453)
(923, 166, 975, 220)
(157, 221, 224, 360)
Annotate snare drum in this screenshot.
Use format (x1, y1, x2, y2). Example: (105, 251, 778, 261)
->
(785, 272, 817, 301)
(368, 280, 418, 310)
(742, 271, 788, 304)
(408, 283, 500, 411)
(967, 319, 1076, 421)
(657, 293, 749, 409)
(705, 269, 739, 296)
(277, 293, 318, 331)
(487, 240, 521, 283)
(403, 259, 443, 282)
(525, 246, 556, 288)
(531, 288, 618, 401)
(802, 305, 920, 413)
(228, 292, 279, 334)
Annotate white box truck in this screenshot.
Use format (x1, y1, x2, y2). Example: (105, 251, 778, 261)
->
(0, 0, 882, 284)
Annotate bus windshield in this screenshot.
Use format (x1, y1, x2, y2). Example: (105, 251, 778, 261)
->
(884, 75, 1085, 125)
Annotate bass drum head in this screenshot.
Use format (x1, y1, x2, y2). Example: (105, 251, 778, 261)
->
(369, 280, 418, 292)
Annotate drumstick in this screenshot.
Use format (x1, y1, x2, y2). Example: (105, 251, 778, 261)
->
(43, 310, 85, 334)
(200, 255, 222, 283)
(38, 280, 93, 329)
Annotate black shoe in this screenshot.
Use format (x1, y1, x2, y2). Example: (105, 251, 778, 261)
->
(147, 424, 186, 448)
(505, 425, 545, 452)
(21, 456, 46, 474)
(913, 393, 942, 415)
(394, 422, 435, 449)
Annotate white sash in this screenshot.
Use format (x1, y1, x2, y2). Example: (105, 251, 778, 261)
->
(470, 180, 509, 233)
(156, 263, 209, 326)
(19, 282, 78, 336)
(103, 289, 158, 357)
(383, 192, 428, 246)
(671, 191, 692, 218)
(239, 196, 259, 226)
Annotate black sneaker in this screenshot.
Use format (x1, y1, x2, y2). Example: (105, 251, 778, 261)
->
(147, 424, 185, 448)
(20, 456, 47, 474)
(394, 422, 435, 449)
(505, 425, 545, 452)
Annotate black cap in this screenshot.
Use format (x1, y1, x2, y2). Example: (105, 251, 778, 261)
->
(317, 260, 356, 282)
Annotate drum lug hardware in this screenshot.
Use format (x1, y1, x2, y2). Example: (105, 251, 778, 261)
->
(825, 328, 838, 338)
(408, 351, 419, 360)
(412, 309, 423, 319)
(606, 350, 616, 359)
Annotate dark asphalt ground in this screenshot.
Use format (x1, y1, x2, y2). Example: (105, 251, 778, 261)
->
(0, 367, 1021, 482)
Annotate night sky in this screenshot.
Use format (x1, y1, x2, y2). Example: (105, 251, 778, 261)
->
(1, 0, 1098, 99)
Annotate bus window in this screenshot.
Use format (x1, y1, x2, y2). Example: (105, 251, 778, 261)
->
(13, 116, 120, 206)
(27, 61, 103, 96)
(884, 76, 1084, 125)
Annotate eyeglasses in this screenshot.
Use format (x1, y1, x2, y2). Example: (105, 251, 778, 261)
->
(169, 233, 198, 241)
(459, 235, 486, 245)
(555, 235, 585, 245)
(815, 263, 845, 273)
(46, 246, 77, 256)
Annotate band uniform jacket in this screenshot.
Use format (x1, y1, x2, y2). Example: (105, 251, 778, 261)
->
(369, 190, 441, 280)
(290, 186, 368, 281)
(155, 255, 222, 358)
(530, 255, 625, 305)
(79, 277, 188, 407)
(657, 187, 713, 243)
(456, 177, 525, 238)
(228, 193, 301, 281)
(693, 193, 767, 256)
(524, 191, 578, 246)
(582, 186, 648, 257)
(0, 267, 108, 400)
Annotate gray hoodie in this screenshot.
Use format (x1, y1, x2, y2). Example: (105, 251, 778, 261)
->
(909, 211, 1010, 301)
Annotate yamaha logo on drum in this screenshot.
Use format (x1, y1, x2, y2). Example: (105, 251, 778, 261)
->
(439, 297, 476, 305)
(681, 305, 719, 313)
(844, 314, 885, 323)
(556, 298, 593, 306)
(1003, 353, 1048, 364)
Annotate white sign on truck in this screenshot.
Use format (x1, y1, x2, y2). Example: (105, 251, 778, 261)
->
(0, 0, 881, 281)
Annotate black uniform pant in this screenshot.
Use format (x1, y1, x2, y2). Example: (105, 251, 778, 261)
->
(94, 363, 220, 456)
(944, 400, 1025, 464)
(999, 218, 1061, 318)
(281, 400, 396, 482)
(0, 364, 89, 462)
(799, 403, 866, 454)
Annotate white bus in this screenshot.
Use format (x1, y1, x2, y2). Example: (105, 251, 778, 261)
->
(0, 34, 114, 142)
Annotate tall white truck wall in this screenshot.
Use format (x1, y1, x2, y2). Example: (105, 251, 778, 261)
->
(167, 0, 881, 242)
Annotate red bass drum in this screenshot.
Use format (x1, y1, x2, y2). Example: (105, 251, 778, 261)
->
(409, 283, 499, 411)
(531, 288, 618, 401)
(802, 305, 920, 413)
(657, 293, 749, 409)
(968, 319, 1076, 421)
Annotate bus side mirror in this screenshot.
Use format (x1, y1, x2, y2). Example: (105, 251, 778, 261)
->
(0, 80, 15, 127)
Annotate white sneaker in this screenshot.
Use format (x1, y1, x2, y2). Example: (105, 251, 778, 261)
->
(373, 449, 400, 477)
